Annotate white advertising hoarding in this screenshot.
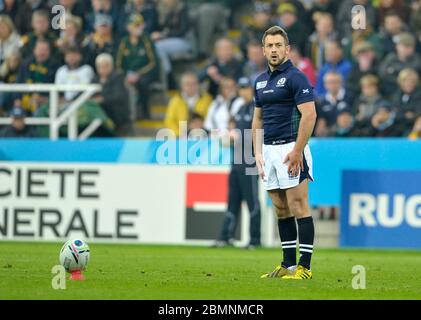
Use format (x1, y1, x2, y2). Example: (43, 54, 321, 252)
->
(0, 163, 258, 245)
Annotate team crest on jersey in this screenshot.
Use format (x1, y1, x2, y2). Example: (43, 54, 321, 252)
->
(256, 81, 268, 90)
(276, 78, 286, 87)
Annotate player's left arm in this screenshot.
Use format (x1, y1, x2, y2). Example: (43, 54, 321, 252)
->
(285, 102, 317, 175)
(284, 73, 317, 176)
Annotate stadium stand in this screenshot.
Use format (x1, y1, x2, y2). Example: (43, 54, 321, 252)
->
(0, 0, 420, 140)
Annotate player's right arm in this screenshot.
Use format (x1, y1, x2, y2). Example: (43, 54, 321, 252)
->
(252, 107, 265, 179)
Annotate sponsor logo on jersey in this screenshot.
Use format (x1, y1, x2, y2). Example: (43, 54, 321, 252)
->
(256, 81, 268, 90)
(263, 89, 274, 94)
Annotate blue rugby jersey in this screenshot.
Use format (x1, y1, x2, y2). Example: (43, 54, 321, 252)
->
(254, 60, 315, 145)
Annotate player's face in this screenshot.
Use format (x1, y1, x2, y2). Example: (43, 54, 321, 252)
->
(263, 34, 290, 68)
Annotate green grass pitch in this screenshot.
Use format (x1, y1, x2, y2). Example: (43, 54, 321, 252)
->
(0, 242, 420, 300)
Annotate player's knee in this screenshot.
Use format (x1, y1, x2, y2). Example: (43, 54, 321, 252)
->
(287, 198, 308, 218)
(273, 204, 290, 219)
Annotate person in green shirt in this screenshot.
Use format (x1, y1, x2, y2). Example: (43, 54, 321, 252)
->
(116, 13, 160, 120)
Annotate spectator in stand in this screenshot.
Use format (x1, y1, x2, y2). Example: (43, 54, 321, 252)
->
(187, 112, 207, 139)
(164, 72, 212, 137)
(241, 40, 267, 86)
(0, 51, 20, 115)
(289, 45, 316, 87)
(306, 12, 336, 72)
(0, 106, 37, 138)
(336, 0, 378, 41)
(378, 0, 410, 27)
(379, 12, 407, 56)
(307, 0, 339, 32)
(410, 0, 421, 48)
(0, 0, 19, 24)
(59, 0, 86, 24)
(365, 100, 405, 137)
(15, 0, 50, 36)
(0, 15, 20, 66)
(333, 110, 363, 138)
(204, 77, 244, 134)
(315, 40, 353, 98)
(118, 0, 158, 37)
(200, 37, 243, 98)
(94, 53, 133, 137)
(408, 114, 421, 139)
(20, 9, 57, 59)
(152, 0, 192, 84)
(379, 32, 421, 96)
(85, 0, 119, 35)
(343, 23, 384, 62)
(392, 68, 421, 126)
(54, 46, 95, 103)
(239, 2, 272, 57)
(56, 15, 85, 58)
(352, 74, 383, 123)
(16, 39, 58, 114)
(346, 42, 379, 100)
(0, 49, 19, 84)
(192, 1, 229, 60)
(315, 71, 351, 137)
(116, 13, 160, 120)
(82, 13, 116, 68)
(271, 0, 309, 26)
(276, 3, 309, 54)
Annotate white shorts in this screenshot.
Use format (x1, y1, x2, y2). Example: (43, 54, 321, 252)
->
(262, 142, 313, 190)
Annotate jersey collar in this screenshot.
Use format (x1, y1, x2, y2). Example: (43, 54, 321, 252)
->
(267, 59, 293, 75)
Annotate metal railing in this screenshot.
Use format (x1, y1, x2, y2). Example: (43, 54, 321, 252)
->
(0, 84, 102, 140)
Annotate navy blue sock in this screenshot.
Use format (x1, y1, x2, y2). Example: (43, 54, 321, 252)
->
(278, 217, 297, 268)
(297, 216, 315, 270)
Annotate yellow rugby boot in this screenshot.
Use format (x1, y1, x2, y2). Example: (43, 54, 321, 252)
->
(282, 265, 313, 280)
(261, 265, 295, 279)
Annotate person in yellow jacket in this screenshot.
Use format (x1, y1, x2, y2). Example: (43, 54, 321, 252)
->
(165, 72, 212, 136)
(408, 115, 421, 139)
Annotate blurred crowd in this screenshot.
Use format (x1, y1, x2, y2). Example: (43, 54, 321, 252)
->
(1, 0, 421, 140)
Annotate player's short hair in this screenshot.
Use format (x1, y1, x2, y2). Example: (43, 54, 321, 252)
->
(262, 26, 289, 46)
